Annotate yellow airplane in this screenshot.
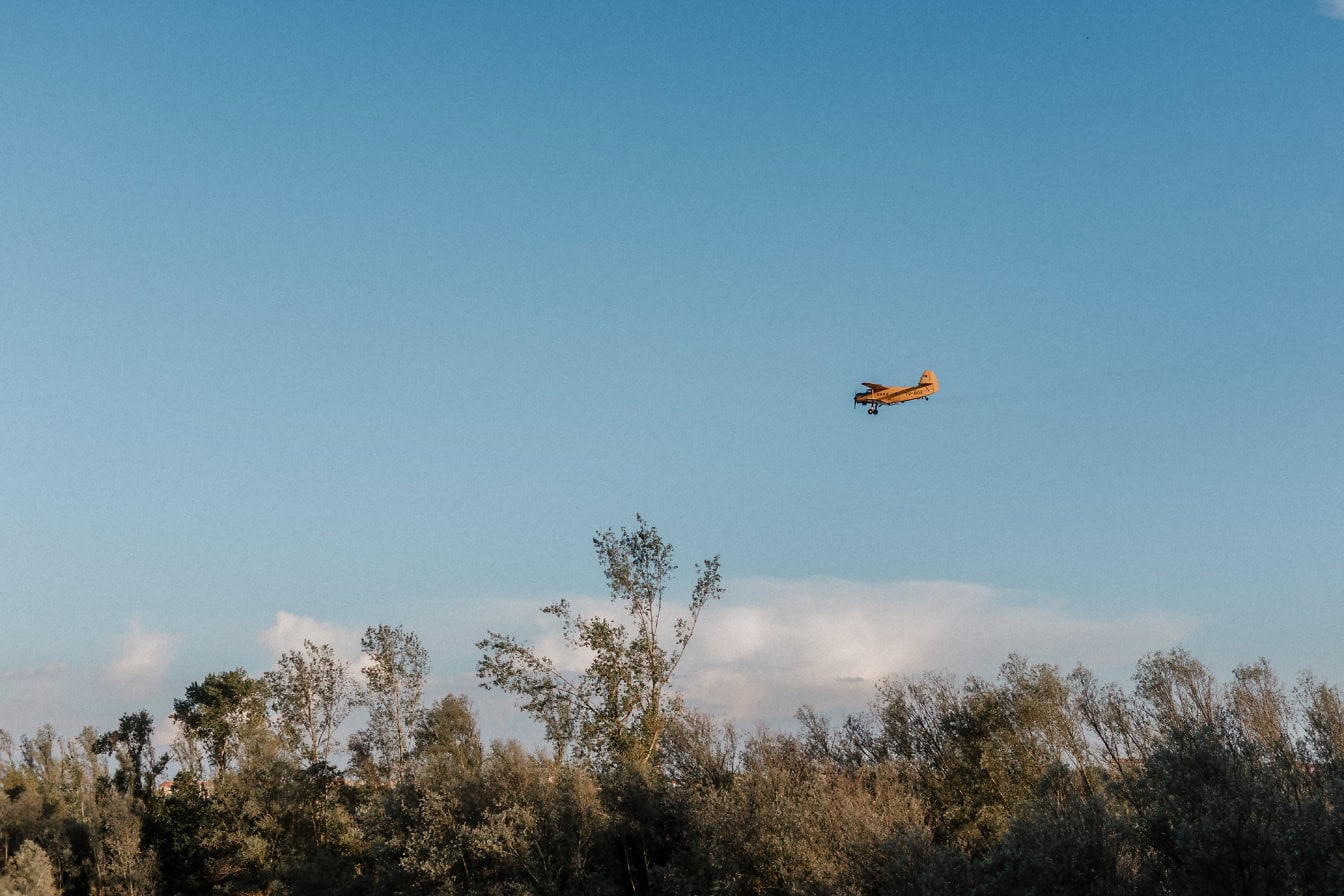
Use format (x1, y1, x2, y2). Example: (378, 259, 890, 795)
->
(854, 370, 938, 415)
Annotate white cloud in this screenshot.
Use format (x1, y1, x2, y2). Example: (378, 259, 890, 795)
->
(0, 661, 71, 681)
(433, 577, 1197, 744)
(492, 577, 1196, 732)
(1319, 0, 1344, 20)
(107, 621, 183, 698)
(153, 714, 184, 754)
(673, 576, 1197, 726)
(257, 611, 364, 666)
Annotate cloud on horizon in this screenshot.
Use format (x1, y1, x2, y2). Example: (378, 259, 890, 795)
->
(107, 621, 183, 698)
(1319, 0, 1344, 20)
(526, 576, 1198, 728)
(0, 661, 71, 681)
(0, 580, 1196, 746)
(257, 611, 365, 667)
(683, 577, 1196, 723)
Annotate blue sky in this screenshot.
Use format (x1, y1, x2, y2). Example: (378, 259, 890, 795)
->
(3, 2, 1342, 747)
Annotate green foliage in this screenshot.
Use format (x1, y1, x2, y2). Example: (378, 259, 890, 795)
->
(477, 516, 723, 770)
(659, 710, 739, 791)
(975, 768, 1134, 896)
(1125, 721, 1300, 894)
(674, 729, 924, 895)
(353, 624, 429, 787)
(172, 669, 268, 776)
(264, 641, 358, 767)
(414, 695, 485, 782)
(465, 741, 609, 895)
(144, 771, 213, 896)
(0, 839, 60, 896)
(860, 656, 1094, 854)
(95, 710, 170, 801)
(17, 526, 1344, 895)
(21, 643, 1344, 894)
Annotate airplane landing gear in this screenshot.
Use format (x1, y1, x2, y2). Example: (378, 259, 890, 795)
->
(867, 406, 878, 415)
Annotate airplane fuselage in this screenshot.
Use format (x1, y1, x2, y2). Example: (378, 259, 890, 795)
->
(854, 370, 938, 414)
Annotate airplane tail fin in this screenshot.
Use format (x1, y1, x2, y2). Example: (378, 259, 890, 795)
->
(920, 370, 939, 393)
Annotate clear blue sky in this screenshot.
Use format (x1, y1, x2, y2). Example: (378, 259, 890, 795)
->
(3, 2, 1342, 744)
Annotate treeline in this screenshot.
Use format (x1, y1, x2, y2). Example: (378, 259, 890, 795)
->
(5, 520, 1344, 895)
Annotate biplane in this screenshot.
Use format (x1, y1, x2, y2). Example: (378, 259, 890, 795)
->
(854, 370, 938, 415)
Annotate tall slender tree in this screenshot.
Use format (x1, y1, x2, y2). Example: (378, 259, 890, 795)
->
(477, 515, 723, 769)
(263, 640, 357, 767)
(354, 624, 428, 785)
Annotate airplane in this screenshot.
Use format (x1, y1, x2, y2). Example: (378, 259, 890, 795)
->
(854, 370, 938, 415)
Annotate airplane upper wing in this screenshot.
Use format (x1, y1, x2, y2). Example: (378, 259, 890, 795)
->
(861, 383, 886, 391)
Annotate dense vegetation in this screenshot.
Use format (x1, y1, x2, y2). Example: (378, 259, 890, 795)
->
(6, 520, 1344, 895)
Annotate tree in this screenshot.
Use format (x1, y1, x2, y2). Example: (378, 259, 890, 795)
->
(477, 516, 723, 770)
(263, 640, 357, 767)
(673, 729, 923, 895)
(0, 780, 42, 869)
(1229, 658, 1293, 757)
(660, 710, 739, 790)
(95, 710, 169, 801)
(1125, 721, 1300, 894)
(413, 694, 484, 781)
(1069, 663, 1147, 779)
(398, 697, 487, 893)
(171, 669, 268, 775)
(143, 770, 213, 896)
(976, 768, 1134, 896)
(1133, 647, 1220, 738)
(1295, 673, 1344, 890)
(0, 839, 59, 896)
(457, 741, 608, 896)
(97, 789, 158, 896)
(860, 657, 1095, 854)
(353, 624, 428, 786)
(1298, 671, 1344, 765)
